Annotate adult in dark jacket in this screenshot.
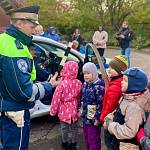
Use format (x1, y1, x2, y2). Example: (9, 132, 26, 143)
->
(116, 21, 134, 67)
(0, 5, 59, 150)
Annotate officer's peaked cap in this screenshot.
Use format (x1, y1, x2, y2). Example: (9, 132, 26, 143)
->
(7, 5, 40, 25)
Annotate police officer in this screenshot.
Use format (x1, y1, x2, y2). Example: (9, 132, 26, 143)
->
(0, 5, 59, 150)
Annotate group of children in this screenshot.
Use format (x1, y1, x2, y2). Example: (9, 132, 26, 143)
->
(49, 54, 150, 150)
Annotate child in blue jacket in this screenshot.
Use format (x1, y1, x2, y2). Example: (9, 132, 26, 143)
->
(79, 62, 105, 150)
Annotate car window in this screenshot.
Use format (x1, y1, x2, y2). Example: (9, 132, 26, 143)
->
(34, 42, 80, 62)
(33, 42, 84, 82)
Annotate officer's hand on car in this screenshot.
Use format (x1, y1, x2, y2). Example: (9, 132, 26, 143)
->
(49, 72, 61, 87)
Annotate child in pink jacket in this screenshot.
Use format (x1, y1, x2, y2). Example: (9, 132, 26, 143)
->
(50, 61, 82, 150)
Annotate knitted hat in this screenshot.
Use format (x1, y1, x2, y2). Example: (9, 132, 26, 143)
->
(123, 67, 148, 93)
(109, 55, 128, 75)
(82, 62, 98, 82)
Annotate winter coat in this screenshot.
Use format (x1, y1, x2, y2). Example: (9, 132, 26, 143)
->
(116, 27, 134, 49)
(92, 30, 108, 49)
(81, 79, 105, 125)
(100, 76, 123, 123)
(48, 33, 61, 42)
(106, 90, 149, 150)
(50, 61, 82, 124)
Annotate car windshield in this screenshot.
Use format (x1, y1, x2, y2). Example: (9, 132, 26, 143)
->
(33, 42, 80, 63)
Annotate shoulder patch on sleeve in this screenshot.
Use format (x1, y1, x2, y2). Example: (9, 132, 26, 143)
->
(17, 59, 28, 73)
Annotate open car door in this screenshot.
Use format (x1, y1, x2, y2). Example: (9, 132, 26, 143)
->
(84, 43, 109, 90)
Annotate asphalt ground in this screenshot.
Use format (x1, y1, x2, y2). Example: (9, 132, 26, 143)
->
(29, 116, 106, 150)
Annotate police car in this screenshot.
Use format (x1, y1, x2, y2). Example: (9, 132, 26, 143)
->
(30, 35, 109, 119)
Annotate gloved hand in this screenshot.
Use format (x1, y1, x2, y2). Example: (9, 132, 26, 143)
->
(137, 128, 145, 143)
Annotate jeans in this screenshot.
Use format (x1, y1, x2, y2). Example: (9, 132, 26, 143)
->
(121, 47, 130, 67)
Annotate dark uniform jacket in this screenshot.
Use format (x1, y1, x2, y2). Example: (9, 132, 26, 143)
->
(0, 25, 52, 111)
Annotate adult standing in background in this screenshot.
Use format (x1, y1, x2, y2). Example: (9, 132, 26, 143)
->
(0, 5, 59, 150)
(92, 25, 108, 56)
(72, 28, 82, 50)
(116, 21, 134, 67)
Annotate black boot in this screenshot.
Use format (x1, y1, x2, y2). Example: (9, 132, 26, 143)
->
(61, 142, 69, 150)
(69, 143, 77, 150)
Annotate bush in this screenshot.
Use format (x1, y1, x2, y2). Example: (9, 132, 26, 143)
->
(133, 35, 150, 49)
(81, 31, 94, 42)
